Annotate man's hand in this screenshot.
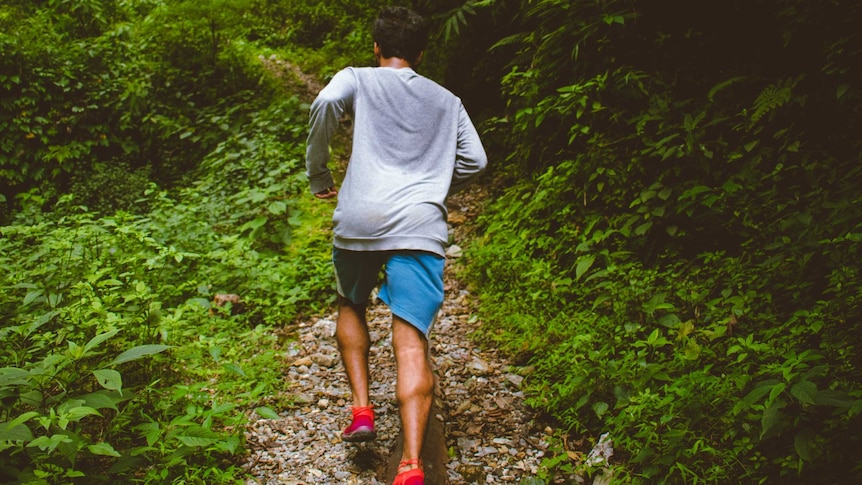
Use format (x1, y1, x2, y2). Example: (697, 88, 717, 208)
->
(314, 186, 339, 199)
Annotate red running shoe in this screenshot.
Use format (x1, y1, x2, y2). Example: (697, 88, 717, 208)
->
(341, 406, 376, 442)
(392, 459, 424, 485)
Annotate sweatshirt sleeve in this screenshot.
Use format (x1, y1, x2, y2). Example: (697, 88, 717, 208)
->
(449, 101, 488, 196)
(306, 69, 356, 194)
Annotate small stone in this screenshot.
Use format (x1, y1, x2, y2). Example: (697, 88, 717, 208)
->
(467, 356, 491, 376)
(333, 471, 352, 480)
(310, 353, 339, 367)
(448, 210, 467, 225)
(505, 373, 524, 388)
(311, 319, 336, 339)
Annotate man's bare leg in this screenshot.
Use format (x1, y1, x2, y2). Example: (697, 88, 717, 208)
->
(392, 316, 434, 471)
(336, 298, 371, 408)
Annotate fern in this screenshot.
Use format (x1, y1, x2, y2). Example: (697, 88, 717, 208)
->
(439, 0, 496, 42)
(751, 76, 802, 123)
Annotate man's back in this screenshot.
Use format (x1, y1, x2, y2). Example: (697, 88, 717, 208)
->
(306, 66, 486, 257)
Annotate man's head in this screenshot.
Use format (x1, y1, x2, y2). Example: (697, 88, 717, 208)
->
(372, 7, 428, 66)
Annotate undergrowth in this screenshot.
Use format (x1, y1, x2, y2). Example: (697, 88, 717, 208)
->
(0, 89, 332, 485)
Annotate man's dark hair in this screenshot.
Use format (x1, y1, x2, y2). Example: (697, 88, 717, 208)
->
(372, 7, 428, 65)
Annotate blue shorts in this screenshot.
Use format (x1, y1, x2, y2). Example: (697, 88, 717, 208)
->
(332, 248, 445, 337)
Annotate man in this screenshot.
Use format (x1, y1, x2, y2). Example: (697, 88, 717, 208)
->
(305, 7, 487, 485)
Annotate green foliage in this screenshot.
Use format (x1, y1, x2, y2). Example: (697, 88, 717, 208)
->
(0, 0, 278, 218)
(67, 161, 153, 216)
(0, 10, 337, 476)
(276, 0, 393, 49)
(460, 0, 862, 482)
(0, 94, 333, 480)
(269, 0, 403, 79)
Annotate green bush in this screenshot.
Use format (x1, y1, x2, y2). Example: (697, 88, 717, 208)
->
(0, 0, 282, 218)
(460, 0, 862, 482)
(0, 66, 332, 482)
(66, 161, 152, 216)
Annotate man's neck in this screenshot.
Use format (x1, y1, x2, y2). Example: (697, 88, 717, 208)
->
(378, 57, 413, 69)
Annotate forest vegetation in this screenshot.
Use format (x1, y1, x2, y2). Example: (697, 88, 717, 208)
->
(1, 0, 860, 483)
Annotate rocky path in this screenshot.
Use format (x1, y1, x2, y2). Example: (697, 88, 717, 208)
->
(240, 192, 571, 484)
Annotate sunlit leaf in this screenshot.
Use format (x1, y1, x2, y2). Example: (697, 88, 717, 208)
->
(88, 442, 122, 457)
(83, 329, 120, 354)
(575, 256, 595, 281)
(255, 406, 281, 420)
(93, 369, 122, 391)
(109, 344, 171, 366)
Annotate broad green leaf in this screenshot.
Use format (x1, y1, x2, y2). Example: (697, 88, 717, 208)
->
(255, 406, 281, 420)
(222, 362, 246, 377)
(63, 406, 102, 422)
(741, 380, 781, 408)
(109, 344, 171, 366)
(211, 402, 235, 415)
(678, 185, 711, 200)
(176, 426, 220, 447)
(592, 401, 609, 418)
(239, 216, 268, 233)
(23, 289, 43, 306)
(591, 293, 611, 311)
(575, 256, 595, 281)
(768, 382, 787, 404)
(0, 421, 34, 442)
(67, 340, 82, 359)
(760, 401, 783, 439)
(209, 345, 222, 362)
(813, 390, 853, 408)
(136, 422, 161, 447)
(634, 221, 652, 235)
(78, 390, 128, 411)
(794, 430, 814, 461)
(27, 434, 72, 453)
(93, 369, 123, 391)
(790, 380, 817, 405)
(88, 442, 121, 457)
(83, 329, 120, 354)
(219, 434, 241, 454)
(28, 310, 60, 335)
(4, 411, 39, 432)
(683, 339, 702, 360)
(0, 367, 31, 387)
(659, 313, 681, 329)
(267, 200, 287, 215)
(187, 297, 211, 309)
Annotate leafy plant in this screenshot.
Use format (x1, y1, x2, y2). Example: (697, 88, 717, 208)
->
(458, 0, 862, 482)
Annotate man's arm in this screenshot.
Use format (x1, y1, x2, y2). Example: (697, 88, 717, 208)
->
(449, 102, 488, 195)
(306, 69, 355, 196)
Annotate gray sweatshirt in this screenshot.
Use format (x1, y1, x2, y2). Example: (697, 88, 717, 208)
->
(306, 66, 487, 257)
